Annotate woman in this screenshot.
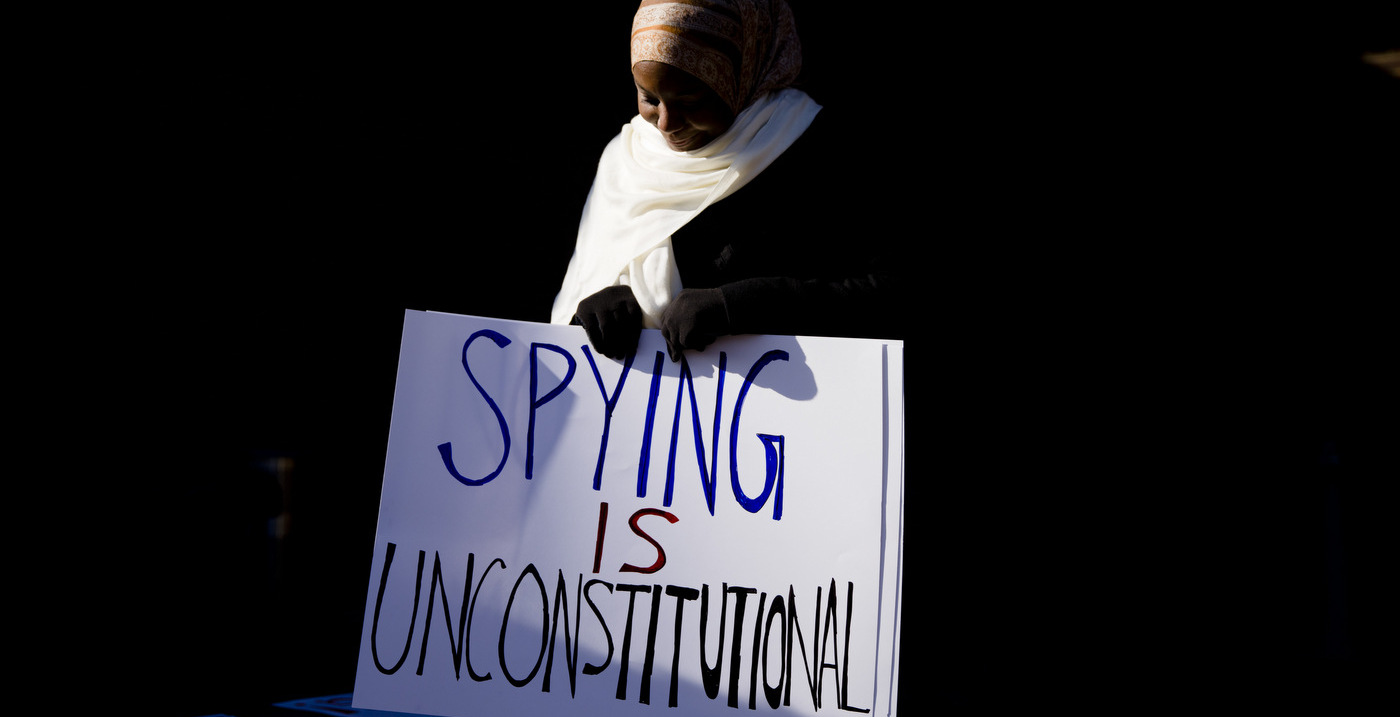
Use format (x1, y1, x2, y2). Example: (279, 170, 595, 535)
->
(552, 0, 902, 361)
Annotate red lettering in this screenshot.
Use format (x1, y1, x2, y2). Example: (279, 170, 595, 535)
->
(620, 508, 679, 574)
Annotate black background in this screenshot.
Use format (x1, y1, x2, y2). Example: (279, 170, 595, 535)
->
(56, 4, 1398, 715)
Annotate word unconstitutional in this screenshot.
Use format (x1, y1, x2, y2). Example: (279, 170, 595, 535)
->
(369, 542, 873, 713)
(436, 329, 791, 520)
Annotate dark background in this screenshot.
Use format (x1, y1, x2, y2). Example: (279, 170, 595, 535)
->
(66, 5, 1397, 715)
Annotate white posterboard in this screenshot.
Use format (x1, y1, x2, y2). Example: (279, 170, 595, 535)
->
(353, 311, 904, 716)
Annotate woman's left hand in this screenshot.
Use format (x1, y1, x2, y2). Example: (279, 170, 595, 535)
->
(660, 288, 730, 362)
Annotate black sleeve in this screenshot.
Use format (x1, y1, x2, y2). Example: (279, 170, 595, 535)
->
(669, 109, 909, 342)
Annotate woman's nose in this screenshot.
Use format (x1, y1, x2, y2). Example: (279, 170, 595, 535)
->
(656, 103, 685, 133)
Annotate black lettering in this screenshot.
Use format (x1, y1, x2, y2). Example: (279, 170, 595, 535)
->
(614, 584, 653, 701)
(665, 585, 700, 708)
(363, 550, 878, 710)
(582, 579, 615, 676)
(416, 552, 474, 679)
(639, 583, 663, 705)
(839, 580, 871, 713)
(820, 578, 841, 709)
(542, 571, 582, 696)
(698, 583, 728, 699)
(763, 593, 787, 709)
(465, 558, 507, 681)
(787, 585, 821, 708)
(726, 585, 758, 708)
(748, 591, 768, 709)
(498, 564, 549, 688)
(370, 543, 423, 675)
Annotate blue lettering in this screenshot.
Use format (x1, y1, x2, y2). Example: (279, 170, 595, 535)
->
(433, 334, 796, 522)
(665, 353, 726, 515)
(730, 350, 789, 519)
(582, 346, 636, 491)
(636, 351, 666, 499)
(527, 342, 576, 480)
(438, 329, 513, 486)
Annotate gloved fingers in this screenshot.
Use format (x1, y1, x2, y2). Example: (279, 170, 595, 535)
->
(672, 331, 716, 362)
(605, 310, 642, 360)
(583, 308, 640, 359)
(659, 288, 726, 361)
(575, 285, 643, 360)
(672, 319, 716, 354)
(576, 311, 606, 355)
(660, 306, 682, 361)
(663, 325, 685, 363)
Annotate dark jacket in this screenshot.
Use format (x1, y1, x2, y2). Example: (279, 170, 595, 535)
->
(669, 108, 908, 342)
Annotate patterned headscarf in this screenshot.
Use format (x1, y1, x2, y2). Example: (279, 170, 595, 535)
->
(630, 0, 802, 115)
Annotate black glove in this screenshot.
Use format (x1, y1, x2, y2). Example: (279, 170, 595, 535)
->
(659, 287, 730, 362)
(574, 285, 643, 360)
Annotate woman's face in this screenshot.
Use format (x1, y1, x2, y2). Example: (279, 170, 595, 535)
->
(632, 60, 736, 152)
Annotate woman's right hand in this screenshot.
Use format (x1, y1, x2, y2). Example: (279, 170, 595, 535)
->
(574, 285, 643, 360)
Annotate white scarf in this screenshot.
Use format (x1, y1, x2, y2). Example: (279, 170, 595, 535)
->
(550, 88, 822, 327)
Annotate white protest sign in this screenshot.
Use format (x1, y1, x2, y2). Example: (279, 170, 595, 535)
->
(354, 311, 904, 717)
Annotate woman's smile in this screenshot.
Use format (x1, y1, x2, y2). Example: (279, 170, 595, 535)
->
(662, 128, 707, 151)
